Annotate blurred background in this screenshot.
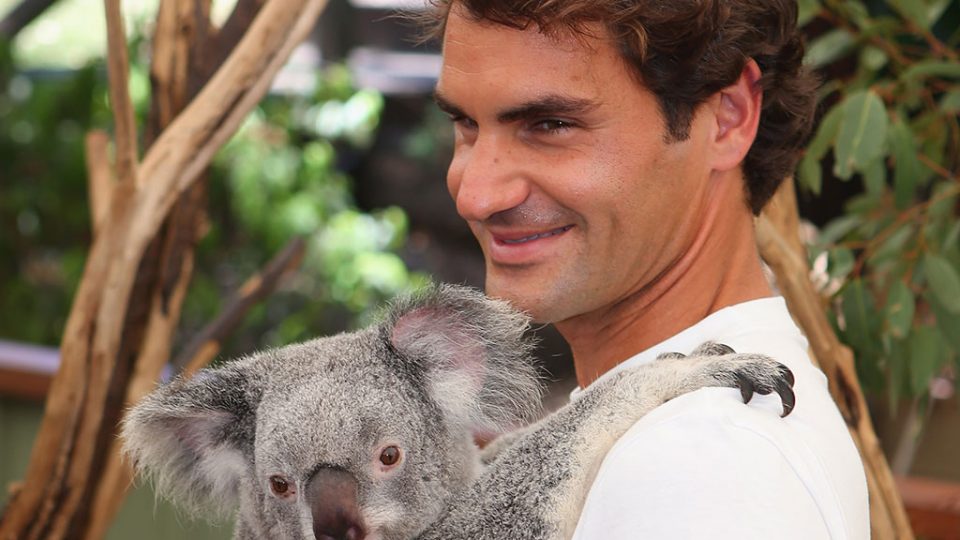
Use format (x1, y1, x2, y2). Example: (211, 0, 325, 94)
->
(0, 0, 958, 537)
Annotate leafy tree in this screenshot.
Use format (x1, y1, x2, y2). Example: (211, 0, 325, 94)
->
(797, 0, 959, 432)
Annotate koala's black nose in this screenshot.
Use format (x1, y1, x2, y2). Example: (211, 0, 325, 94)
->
(315, 528, 362, 540)
(306, 467, 366, 540)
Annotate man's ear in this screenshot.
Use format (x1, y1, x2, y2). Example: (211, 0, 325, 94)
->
(710, 59, 763, 172)
(121, 361, 261, 518)
(386, 284, 542, 435)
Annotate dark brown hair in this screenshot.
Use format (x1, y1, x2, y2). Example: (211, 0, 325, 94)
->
(420, 0, 818, 214)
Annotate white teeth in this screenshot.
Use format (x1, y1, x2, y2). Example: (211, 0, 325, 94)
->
(502, 226, 571, 245)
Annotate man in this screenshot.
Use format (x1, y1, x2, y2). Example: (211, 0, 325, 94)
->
(426, 0, 869, 538)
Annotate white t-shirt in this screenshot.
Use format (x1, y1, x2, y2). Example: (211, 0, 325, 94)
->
(571, 297, 869, 539)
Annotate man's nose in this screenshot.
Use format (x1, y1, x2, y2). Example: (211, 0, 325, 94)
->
(448, 133, 529, 222)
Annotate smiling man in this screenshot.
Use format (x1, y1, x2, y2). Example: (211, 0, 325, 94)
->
(426, 0, 869, 537)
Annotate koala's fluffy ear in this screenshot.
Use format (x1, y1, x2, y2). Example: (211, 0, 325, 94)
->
(386, 284, 542, 434)
(121, 361, 261, 518)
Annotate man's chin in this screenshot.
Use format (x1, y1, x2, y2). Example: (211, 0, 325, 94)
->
(483, 279, 561, 324)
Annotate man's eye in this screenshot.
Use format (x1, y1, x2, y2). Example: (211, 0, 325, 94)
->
(532, 119, 574, 133)
(447, 114, 478, 130)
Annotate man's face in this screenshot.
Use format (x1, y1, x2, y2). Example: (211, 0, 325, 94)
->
(436, 9, 717, 324)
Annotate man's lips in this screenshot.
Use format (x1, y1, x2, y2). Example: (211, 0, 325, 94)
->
(494, 225, 574, 245)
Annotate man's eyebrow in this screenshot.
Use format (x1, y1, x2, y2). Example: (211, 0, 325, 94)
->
(496, 95, 598, 123)
(433, 90, 464, 117)
(432, 90, 597, 123)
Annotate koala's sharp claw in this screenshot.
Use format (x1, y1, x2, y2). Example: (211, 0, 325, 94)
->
(778, 380, 796, 417)
(727, 360, 795, 417)
(713, 343, 736, 356)
(736, 373, 755, 404)
(691, 341, 736, 357)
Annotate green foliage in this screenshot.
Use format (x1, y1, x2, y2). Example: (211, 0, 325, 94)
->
(0, 32, 422, 355)
(798, 0, 960, 408)
(0, 39, 110, 345)
(185, 67, 425, 356)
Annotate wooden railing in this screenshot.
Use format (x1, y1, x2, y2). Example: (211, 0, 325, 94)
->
(0, 340, 58, 402)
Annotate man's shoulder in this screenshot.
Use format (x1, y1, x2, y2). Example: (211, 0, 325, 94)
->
(570, 298, 869, 538)
(572, 391, 834, 538)
(572, 349, 869, 540)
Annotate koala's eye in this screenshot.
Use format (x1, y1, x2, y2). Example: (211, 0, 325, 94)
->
(269, 475, 290, 495)
(379, 446, 401, 466)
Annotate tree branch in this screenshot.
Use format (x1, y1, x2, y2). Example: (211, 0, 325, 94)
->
(0, 0, 61, 40)
(86, 0, 294, 533)
(176, 236, 307, 376)
(84, 130, 113, 238)
(757, 178, 914, 540)
(104, 0, 138, 187)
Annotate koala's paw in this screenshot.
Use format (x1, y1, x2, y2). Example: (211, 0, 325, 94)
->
(719, 354, 795, 417)
(656, 342, 794, 417)
(656, 341, 735, 361)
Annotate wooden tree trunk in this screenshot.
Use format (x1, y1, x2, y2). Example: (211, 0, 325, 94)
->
(0, 1, 329, 538)
(0, 0, 62, 39)
(86, 1, 268, 536)
(758, 179, 914, 539)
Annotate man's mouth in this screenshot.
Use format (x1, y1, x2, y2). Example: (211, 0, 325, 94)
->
(498, 225, 574, 245)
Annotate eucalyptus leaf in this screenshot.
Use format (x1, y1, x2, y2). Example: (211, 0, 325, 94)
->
(886, 0, 932, 30)
(834, 90, 889, 180)
(886, 338, 909, 409)
(818, 214, 863, 246)
(798, 154, 823, 194)
(797, 0, 821, 26)
(863, 157, 886, 197)
(829, 247, 856, 280)
(885, 280, 915, 339)
(927, 0, 952, 25)
(838, 0, 872, 28)
(908, 326, 945, 395)
(807, 105, 843, 161)
(842, 279, 879, 353)
(861, 46, 888, 71)
(923, 253, 960, 313)
(890, 117, 922, 209)
(927, 291, 960, 352)
(846, 193, 881, 217)
(944, 222, 960, 251)
(869, 223, 914, 267)
(901, 61, 960, 83)
(928, 182, 959, 222)
(941, 90, 960, 113)
(805, 29, 856, 68)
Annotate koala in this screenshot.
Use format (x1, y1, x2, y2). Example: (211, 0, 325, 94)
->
(122, 284, 794, 540)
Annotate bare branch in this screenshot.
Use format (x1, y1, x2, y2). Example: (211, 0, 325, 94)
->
(176, 236, 307, 376)
(758, 178, 914, 540)
(212, 0, 268, 71)
(84, 130, 113, 238)
(104, 0, 138, 186)
(0, 0, 62, 39)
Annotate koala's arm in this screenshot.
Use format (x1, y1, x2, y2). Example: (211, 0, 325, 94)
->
(478, 426, 534, 466)
(417, 350, 794, 540)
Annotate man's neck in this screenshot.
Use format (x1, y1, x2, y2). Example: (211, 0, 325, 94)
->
(556, 175, 773, 388)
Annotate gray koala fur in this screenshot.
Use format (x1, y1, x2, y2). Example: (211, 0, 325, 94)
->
(122, 284, 794, 540)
